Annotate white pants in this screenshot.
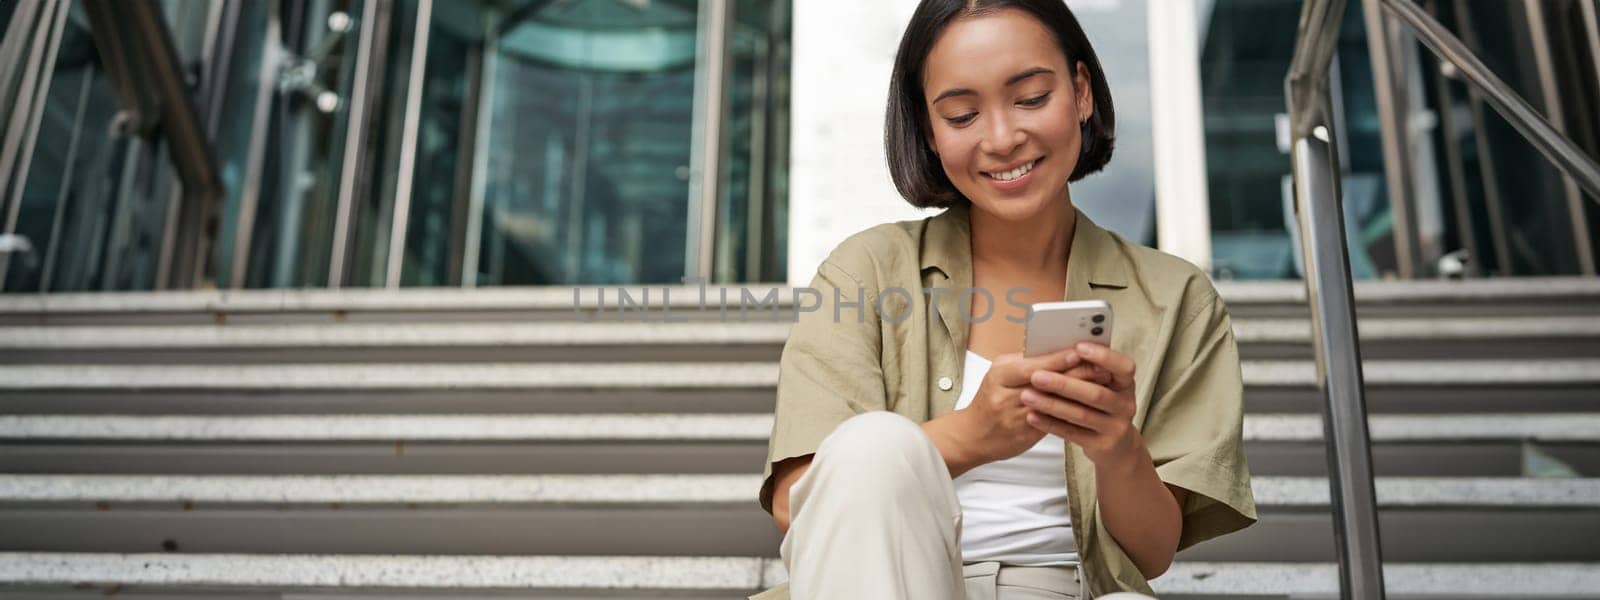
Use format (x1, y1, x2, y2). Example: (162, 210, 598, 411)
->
(780, 411, 1156, 600)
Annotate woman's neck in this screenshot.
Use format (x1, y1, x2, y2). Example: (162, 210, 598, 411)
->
(969, 199, 1077, 274)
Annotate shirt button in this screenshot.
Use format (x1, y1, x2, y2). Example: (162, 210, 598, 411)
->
(937, 376, 954, 391)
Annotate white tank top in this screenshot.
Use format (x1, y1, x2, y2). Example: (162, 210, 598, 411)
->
(952, 350, 1079, 566)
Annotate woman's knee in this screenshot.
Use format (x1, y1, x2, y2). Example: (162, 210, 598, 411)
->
(812, 411, 946, 495)
(819, 411, 928, 458)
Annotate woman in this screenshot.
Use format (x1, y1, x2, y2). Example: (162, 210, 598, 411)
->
(755, 1, 1255, 598)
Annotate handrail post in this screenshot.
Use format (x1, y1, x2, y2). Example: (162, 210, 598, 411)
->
(1286, 1, 1387, 599)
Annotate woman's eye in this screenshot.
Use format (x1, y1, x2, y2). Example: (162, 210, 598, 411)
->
(944, 113, 977, 126)
(1019, 93, 1050, 107)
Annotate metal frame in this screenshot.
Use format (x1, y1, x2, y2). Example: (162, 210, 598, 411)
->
(1381, 0, 1600, 201)
(460, 7, 499, 288)
(160, 0, 240, 290)
(230, 0, 285, 289)
(199, 0, 244, 145)
(100, 135, 146, 290)
(1360, 0, 1421, 279)
(1522, 0, 1596, 275)
(1286, 1, 1387, 598)
(561, 75, 593, 282)
(445, 34, 486, 288)
(0, 0, 69, 288)
(1584, 1, 1600, 114)
(0, 0, 43, 130)
(1289, 0, 1600, 593)
(384, 0, 434, 289)
(1426, 19, 1480, 278)
(1450, 0, 1514, 275)
(745, 21, 771, 284)
(82, 0, 225, 290)
(330, 0, 391, 288)
(83, 0, 160, 137)
(159, 0, 232, 289)
(0, 0, 58, 226)
(763, 0, 792, 283)
(39, 68, 97, 292)
(328, 0, 382, 287)
(685, 0, 733, 283)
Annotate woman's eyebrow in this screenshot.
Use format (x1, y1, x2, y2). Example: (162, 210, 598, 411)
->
(1005, 66, 1054, 86)
(930, 67, 1056, 104)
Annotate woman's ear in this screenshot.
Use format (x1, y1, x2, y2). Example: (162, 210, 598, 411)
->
(1075, 60, 1094, 122)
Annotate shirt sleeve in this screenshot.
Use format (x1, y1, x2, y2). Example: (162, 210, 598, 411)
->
(1143, 291, 1258, 551)
(758, 259, 888, 514)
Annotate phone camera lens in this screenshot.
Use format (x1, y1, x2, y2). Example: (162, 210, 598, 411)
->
(1092, 314, 1105, 324)
(1091, 326, 1104, 336)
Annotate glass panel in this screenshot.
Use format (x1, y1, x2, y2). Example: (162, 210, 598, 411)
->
(348, 0, 420, 287)
(1445, 0, 1589, 275)
(4, 3, 210, 292)
(1330, 2, 1395, 279)
(210, 0, 368, 288)
(396, 0, 485, 286)
(3, 0, 791, 291)
(1200, 0, 1391, 279)
(213, 0, 269, 288)
(714, 0, 790, 283)
(1067, 0, 1157, 246)
(469, 0, 701, 286)
(1201, 0, 1302, 279)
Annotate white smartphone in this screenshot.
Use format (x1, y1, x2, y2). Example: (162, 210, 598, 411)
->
(1022, 300, 1114, 357)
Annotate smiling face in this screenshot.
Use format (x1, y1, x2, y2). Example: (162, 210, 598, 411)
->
(922, 8, 1093, 222)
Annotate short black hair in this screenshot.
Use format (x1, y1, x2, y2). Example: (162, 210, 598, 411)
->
(885, 0, 1116, 208)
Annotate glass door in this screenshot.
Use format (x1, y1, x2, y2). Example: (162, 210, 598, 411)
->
(470, 0, 702, 286)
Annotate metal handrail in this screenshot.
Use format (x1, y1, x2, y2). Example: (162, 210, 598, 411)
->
(1285, 0, 1386, 598)
(1287, 0, 1600, 597)
(1381, 0, 1600, 201)
(1286, 0, 1348, 140)
(82, 0, 224, 289)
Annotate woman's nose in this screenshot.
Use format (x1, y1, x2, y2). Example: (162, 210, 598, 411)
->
(979, 112, 1025, 157)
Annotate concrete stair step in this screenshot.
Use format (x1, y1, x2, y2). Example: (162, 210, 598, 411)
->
(4, 440, 1594, 477)
(2, 414, 1593, 477)
(0, 360, 1594, 415)
(1, 359, 1594, 390)
(3, 281, 1596, 593)
(4, 501, 1595, 561)
(1, 474, 1593, 508)
(3, 474, 1595, 560)
(1, 316, 1597, 363)
(3, 279, 1597, 325)
(4, 386, 1594, 415)
(4, 413, 1597, 442)
(2, 553, 1598, 598)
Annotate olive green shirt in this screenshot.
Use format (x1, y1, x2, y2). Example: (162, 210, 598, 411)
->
(755, 203, 1256, 598)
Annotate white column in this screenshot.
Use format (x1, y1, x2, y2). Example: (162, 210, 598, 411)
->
(1147, 0, 1213, 272)
(787, 0, 931, 285)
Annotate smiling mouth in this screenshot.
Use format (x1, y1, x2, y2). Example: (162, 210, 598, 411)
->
(983, 159, 1039, 182)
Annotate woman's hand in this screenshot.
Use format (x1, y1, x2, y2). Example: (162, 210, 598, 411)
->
(958, 351, 1053, 463)
(923, 348, 1109, 478)
(1020, 342, 1141, 467)
(955, 349, 1105, 463)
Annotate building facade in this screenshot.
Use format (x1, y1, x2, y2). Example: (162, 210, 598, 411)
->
(1, 0, 1597, 293)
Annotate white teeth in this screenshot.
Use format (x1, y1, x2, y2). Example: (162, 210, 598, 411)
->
(988, 160, 1036, 182)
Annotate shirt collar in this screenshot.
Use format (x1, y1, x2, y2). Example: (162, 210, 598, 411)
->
(921, 202, 1130, 292)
